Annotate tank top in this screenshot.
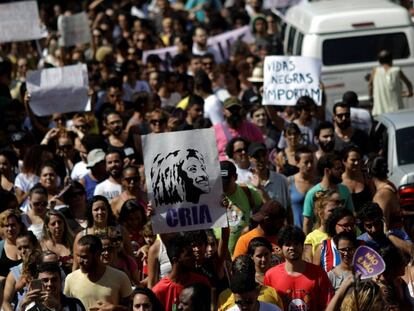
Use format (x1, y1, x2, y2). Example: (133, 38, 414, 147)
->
(84, 174, 98, 201)
(351, 186, 372, 213)
(158, 239, 172, 278)
(289, 176, 305, 228)
(320, 239, 341, 273)
(0, 241, 21, 277)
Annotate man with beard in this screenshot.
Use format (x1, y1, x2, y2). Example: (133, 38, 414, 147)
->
(302, 153, 354, 234)
(152, 234, 210, 311)
(214, 97, 263, 160)
(64, 235, 132, 310)
(264, 226, 333, 310)
(314, 121, 335, 161)
(232, 200, 286, 259)
(104, 111, 130, 153)
(94, 150, 123, 200)
(333, 102, 371, 156)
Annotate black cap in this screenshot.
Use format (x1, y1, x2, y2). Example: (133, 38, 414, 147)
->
(248, 142, 267, 157)
(220, 160, 237, 180)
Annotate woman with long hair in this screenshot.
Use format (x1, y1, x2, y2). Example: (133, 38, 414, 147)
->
(341, 146, 373, 212)
(249, 105, 280, 151)
(21, 184, 49, 241)
(2, 231, 39, 311)
(327, 232, 358, 292)
(0, 149, 18, 192)
(303, 189, 342, 263)
(72, 195, 132, 270)
(14, 145, 53, 209)
(40, 209, 74, 274)
(0, 210, 26, 278)
(313, 208, 356, 272)
(275, 123, 302, 177)
(38, 162, 65, 208)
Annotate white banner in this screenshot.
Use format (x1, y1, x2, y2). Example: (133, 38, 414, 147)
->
(142, 129, 227, 234)
(263, 56, 322, 106)
(142, 25, 254, 66)
(58, 12, 91, 47)
(0, 1, 43, 43)
(26, 64, 89, 116)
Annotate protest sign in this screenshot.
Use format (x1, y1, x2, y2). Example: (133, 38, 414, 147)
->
(26, 64, 89, 116)
(263, 56, 322, 106)
(142, 128, 227, 234)
(352, 246, 385, 279)
(58, 12, 91, 47)
(142, 25, 254, 67)
(0, 1, 43, 43)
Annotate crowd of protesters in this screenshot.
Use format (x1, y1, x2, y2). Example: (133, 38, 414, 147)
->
(0, 0, 414, 310)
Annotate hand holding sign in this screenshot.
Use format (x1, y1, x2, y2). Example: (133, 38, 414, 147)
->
(352, 245, 385, 279)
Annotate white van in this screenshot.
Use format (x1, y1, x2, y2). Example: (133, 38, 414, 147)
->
(282, 0, 414, 111)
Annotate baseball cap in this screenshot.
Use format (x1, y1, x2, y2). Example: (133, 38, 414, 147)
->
(223, 97, 242, 110)
(220, 160, 237, 181)
(247, 142, 267, 157)
(251, 200, 285, 222)
(86, 149, 106, 168)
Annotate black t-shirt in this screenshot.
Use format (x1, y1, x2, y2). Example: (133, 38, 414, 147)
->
(334, 128, 371, 155)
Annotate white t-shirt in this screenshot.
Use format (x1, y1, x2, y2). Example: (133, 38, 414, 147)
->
(70, 161, 89, 181)
(204, 94, 224, 125)
(236, 166, 253, 185)
(93, 179, 122, 200)
(228, 301, 282, 311)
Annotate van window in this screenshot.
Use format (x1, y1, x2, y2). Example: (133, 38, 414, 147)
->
(294, 32, 304, 55)
(322, 32, 409, 66)
(397, 127, 414, 165)
(287, 27, 297, 55)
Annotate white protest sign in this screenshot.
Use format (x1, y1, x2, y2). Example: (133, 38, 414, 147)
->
(142, 25, 254, 66)
(26, 64, 89, 116)
(142, 129, 227, 234)
(263, 56, 322, 106)
(58, 12, 91, 47)
(263, 0, 303, 9)
(0, 1, 43, 43)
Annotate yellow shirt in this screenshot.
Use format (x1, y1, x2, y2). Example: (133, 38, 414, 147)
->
(64, 266, 132, 309)
(305, 228, 329, 255)
(217, 285, 284, 311)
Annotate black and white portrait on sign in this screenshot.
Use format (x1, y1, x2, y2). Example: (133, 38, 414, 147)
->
(150, 148, 210, 205)
(142, 128, 227, 234)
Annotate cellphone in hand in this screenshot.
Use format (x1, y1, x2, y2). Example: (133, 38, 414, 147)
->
(31, 279, 42, 291)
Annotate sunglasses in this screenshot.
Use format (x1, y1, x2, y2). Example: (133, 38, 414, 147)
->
(150, 119, 166, 125)
(124, 176, 139, 183)
(32, 201, 48, 208)
(335, 112, 350, 119)
(234, 148, 247, 154)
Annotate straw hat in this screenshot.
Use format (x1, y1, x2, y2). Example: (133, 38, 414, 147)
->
(248, 66, 264, 83)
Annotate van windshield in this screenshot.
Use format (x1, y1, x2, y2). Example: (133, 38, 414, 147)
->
(322, 32, 409, 66)
(396, 127, 414, 165)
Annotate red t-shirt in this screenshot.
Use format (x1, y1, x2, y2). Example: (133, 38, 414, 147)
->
(152, 272, 211, 311)
(264, 262, 333, 311)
